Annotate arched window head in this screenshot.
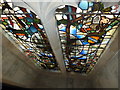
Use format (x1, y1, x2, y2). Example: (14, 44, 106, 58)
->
(55, 1, 120, 74)
(1, 1, 60, 72)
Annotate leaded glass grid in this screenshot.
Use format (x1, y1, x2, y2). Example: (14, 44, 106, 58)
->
(1, 1, 60, 72)
(55, 2, 120, 74)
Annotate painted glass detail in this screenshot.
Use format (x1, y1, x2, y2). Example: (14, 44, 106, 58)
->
(1, 1, 60, 71)
(55, 1, 120, 74)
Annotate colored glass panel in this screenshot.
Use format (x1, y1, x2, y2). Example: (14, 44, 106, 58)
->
(55, 2, 120, 74)
(1, 1, 60, 71)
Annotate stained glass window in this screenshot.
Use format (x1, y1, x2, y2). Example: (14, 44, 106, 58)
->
(55, 1, 120, 74)
(1, 0, 120, 74)
(1, 1, 60, 72)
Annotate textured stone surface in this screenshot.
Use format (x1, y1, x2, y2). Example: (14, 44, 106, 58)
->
(2, 35, 40, 88)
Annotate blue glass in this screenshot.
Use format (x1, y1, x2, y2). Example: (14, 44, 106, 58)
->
(78, 0, 89, 10)
(77, 24, 83, 29)
(106, 25, 112, 31)
(59, 26, 66, 32)
(75, 35, 85, 39)
(70, 27, 77, 34)
(71, 63, 77, 65)
(29, 25, 38, 33)
(88, 37, 98, 43)
(39, 25, 44, 30)
(68, 6, 73, 20)
(89, 2, 94, 7)
(29, 14, 33, 18)
(79, 50, 88, 55)
(41, 53, 53, 57)
(38, 54, 42, 57)
(25, 17, 33, 23)
(81, 41, 89, 45)
(78, 56, 87, 60)
(71, 56, 80, 59)
(47, 55, 53, 58)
